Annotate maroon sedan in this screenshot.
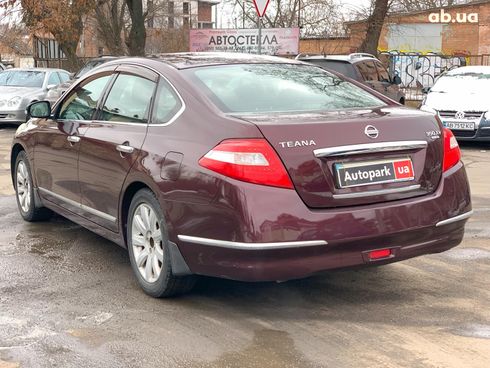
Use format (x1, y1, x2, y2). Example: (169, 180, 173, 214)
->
(11, 53, 472, 297)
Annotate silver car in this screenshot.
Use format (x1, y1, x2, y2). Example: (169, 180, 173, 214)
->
(0, 68, 70, 125)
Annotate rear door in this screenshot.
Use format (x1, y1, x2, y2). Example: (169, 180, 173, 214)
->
(77, 65, 158, 231)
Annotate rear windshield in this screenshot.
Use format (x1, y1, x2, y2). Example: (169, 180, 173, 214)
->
(185, 64, 385, 114)
(0, 70, 45, 88)
(304, 60, 357, 80)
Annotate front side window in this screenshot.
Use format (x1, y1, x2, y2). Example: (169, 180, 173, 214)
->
(59, 75, 111, 120)
(100, 74, 156, 123)
(0, 70, 45, 88)
(185, 64, 385, 114)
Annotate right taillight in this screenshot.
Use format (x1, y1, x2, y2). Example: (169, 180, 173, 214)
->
(443, 128, 461, 172)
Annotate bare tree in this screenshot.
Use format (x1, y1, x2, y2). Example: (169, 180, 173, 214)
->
(225, 0, 345, 37)
(390, 0, 470, 12)
(125, 0, 146, 55)
(358, 0, 390, 54)
(20, 0, 95, 70)
(95, 0, 127, 55)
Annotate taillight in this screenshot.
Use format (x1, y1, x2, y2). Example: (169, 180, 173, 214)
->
(199, 139, 294, 189)
(443, 128, 461, 172)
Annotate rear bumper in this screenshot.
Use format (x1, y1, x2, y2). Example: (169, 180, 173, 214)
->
(174, 162, 471, 282)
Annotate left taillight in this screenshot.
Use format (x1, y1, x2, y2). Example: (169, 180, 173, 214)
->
(443, 128, 461, 172)
(199, 139, 294, 189)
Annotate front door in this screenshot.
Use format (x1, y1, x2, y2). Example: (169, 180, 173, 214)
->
(77, 66, 158, 231)
(34, 72, 113, 214)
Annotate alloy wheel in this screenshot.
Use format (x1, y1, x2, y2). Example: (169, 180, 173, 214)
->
(16, 161, 31, 213)
(131, 203, 164, 283)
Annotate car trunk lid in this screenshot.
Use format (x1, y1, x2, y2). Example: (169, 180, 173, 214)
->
(233, 107, 443, 208)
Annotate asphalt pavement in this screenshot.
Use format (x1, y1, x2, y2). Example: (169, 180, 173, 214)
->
(0, 126, 489, 368)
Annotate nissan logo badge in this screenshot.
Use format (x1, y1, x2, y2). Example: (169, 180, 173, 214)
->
(364, 125, 379, 139)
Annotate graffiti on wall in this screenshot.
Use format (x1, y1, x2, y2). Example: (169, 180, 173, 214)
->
(379, 51, 473, 99)
(381, 51, 467, 88)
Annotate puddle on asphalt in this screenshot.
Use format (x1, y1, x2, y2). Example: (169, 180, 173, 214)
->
(15, 231, 75, 261)
(450, 324, 490, 339)
(442, 247, 490, 261)
(190, 329, 321, 368)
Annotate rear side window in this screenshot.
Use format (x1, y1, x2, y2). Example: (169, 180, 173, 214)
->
(152, 79, 182, 124)
(100, 74, 156, 124)
(185, 64, 385, 114)
(59, 75, 111, 120)
(356, 61, 378, 82)
(305, 60, 357, 80)
(374, 61, 390, 82)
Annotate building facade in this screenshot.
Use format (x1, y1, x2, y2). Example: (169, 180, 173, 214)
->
(300, 0, 490, 56)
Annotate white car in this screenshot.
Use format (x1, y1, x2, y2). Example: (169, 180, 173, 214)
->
(420, 66, 490, 142)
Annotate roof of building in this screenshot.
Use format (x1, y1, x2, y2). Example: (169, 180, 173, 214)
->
(346, 0, 490, 25)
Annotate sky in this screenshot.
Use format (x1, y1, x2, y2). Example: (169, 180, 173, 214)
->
(216, 0, 371, 29)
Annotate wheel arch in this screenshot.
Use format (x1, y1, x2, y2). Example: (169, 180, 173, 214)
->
(120, 181, 152, 247)
(119, 178, 192, 277)
(11, 143, 26, 186)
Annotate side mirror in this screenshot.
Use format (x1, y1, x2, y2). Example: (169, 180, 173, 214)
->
(27, 101, 51, 119)
(392, 75, 402, 85)
(421, 86, 431, 94)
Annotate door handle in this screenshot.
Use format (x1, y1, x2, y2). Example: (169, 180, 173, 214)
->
(67, 135, 81, 143)
(116, 144, 135, 154)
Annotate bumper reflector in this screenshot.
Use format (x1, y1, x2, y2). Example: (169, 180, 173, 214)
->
(368, 249, 392, 260)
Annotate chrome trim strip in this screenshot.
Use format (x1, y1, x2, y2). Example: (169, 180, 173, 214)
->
(38, 187, 117, 223)
(435, 210, 473, 227)
(332, 184, 421, 199)
(58, 62, 186, 128)
(177, 235, 327, 250)
(313, 140, 428, 158)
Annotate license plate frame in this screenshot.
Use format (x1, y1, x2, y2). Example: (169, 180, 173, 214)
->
(335, 158, 415, 189)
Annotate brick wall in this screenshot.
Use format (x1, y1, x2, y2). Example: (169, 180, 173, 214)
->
(305, 1, 490, 56)
(198, 2, 212, 23)
(299, 38, 355, 55)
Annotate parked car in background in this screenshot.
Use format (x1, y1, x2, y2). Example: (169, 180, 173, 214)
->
(12, 53, 471, 297)
(420, 66, 490, 142)
(46, 56, 117, 104)
(296, 53, 405, 104)
(0, 68, 70, 125)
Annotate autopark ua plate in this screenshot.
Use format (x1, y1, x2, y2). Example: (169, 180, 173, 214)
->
(335, 158, 415, 188)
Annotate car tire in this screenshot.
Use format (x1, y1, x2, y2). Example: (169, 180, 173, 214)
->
(127, 189, 196, 297)
(14, 151, 52, 222)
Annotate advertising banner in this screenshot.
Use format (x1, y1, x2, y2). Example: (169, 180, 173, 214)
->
(189, 28, 300, 55)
